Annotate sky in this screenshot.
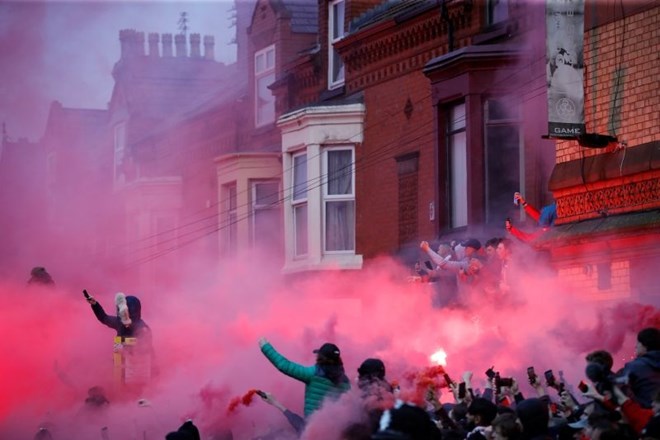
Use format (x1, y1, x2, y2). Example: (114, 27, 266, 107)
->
(0, 0, 238, 141)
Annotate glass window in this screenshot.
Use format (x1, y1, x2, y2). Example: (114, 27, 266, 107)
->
(324, 148, 354, 251)
(448, 103, 468, 228)
(487, 0, 509, 26)
(255, 45, 275, 127)
(251, 180, 280, 247)
(484, 98, 521, 224)
(292, 153, 308, 257)
(224, 183, 237, 255)
(328, 0, 345, 89)
(293, 154, 308, 201)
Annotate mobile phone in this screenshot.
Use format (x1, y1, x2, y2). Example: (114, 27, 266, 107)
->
(485, 367, 497, 380)
(458, 382, 466, 398)
(578, 380, 588, 393)
(255, 390, 267, 398)
(83, 289, 90, 299)
(544, 369, 557, 387)
(498, 377, 513, 388)
(424, 260, 434, 270)
(527, 366, 537, 384)
(443, 373, 453, 387)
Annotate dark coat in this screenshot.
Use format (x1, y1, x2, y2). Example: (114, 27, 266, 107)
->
(91, 295, 150, 340)
(622, 350, 660, 408)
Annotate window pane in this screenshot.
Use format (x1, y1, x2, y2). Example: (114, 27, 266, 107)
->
(256, 53, 264, 73)
(332, 50, 345, 84)
(228, 213, 237, 254)
(450, 131, 468, 227)
(293, 154, 307, 200)
(255, 181, 279, 207)
(333, 1, 345, 39)
(256, 72, 275, 125)
(266, 48, 275, 69)
(326, 200, 354, 251)
(327, 150, 352, 195)
(486, 124, 520, 223)
(450, 103, 466, 131)
(254, 208, 280, 248)
(294, 204, 308, 256)
(228, 185, 237, 210)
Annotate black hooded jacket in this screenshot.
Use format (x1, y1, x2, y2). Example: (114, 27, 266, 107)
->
(622, 350, 660, 408)
(91, 295, 150, 340)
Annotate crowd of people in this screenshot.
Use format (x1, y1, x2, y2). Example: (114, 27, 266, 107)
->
(409, 192, 556, 309)
(244, 328, 660, 440)
(24, 191, 659, 440)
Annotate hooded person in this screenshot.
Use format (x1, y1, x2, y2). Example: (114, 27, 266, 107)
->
(85, 290, 150, 340)
(258, 338, 351, 418)
(622, 327, 660, 408)
(358, 358, 395, 434)
(516, 398, 552, 440)
(165, 420, 201, 440)
(84, 290, 155, 384)
(27, 266, 55, 287)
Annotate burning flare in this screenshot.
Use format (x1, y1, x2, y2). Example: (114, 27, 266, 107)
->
(430, 348, 447, 366)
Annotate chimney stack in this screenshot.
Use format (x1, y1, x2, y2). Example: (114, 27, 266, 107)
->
(203, 35, 215, 61)
(190, 34, 201, 57)
(174, 34, 187, 57)
(119, 29, 135, 59)
(148, 33, 159, 57)
(135, 32, 145, 56)
(162, 33, 173, 57)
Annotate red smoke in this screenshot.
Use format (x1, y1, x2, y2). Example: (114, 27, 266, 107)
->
(226, 389, 258, 414)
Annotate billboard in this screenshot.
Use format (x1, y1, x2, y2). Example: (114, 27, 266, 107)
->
(546, 0, 585, 138)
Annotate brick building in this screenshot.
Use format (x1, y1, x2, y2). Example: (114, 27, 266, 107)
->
(540, 3, 659, 302)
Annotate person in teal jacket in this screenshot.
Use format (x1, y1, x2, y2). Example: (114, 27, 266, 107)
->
(258, 338, 351, 417)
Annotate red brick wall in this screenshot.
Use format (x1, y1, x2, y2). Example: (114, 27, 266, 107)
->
(556, 6, 659, 163)
(357, 71, 436, 259)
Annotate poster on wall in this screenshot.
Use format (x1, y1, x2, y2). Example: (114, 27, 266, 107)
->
(546, 0, 585, 138)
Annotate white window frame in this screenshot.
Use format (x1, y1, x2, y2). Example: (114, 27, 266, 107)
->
(448, 102, 468, 228)
(328, 0, 346, 90)
(250, 179, 280, 245)
(291, 152, 308, 258)
(254, 45, 276, 127)
(322, 147, 355, 253)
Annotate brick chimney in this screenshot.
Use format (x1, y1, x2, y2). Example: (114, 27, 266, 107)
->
(203, 35, 215, 61)
(119, 29, 135, 59)
(162, 33, 173, 57)
(119, 29, 146, 58)
(135, 32, 145, 56)
(148, 33, 159, 57)
(190, 33, 201, 57)
(174, 34, 187, 57)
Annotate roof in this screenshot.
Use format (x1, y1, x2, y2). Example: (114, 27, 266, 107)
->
(274, 0, 318, 33)
(535, 210, 660, 245)
(350, 0, 436, 33)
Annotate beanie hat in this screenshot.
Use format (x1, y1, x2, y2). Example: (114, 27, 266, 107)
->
(358, 358, 386, 380)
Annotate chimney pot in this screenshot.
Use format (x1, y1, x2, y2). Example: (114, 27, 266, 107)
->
(162, 33, 173, 57)
(190, 33, 201, 57)
(203, 35, 215, 61)
(148, 33, 160, 57)
(174, 34, 187, 57)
